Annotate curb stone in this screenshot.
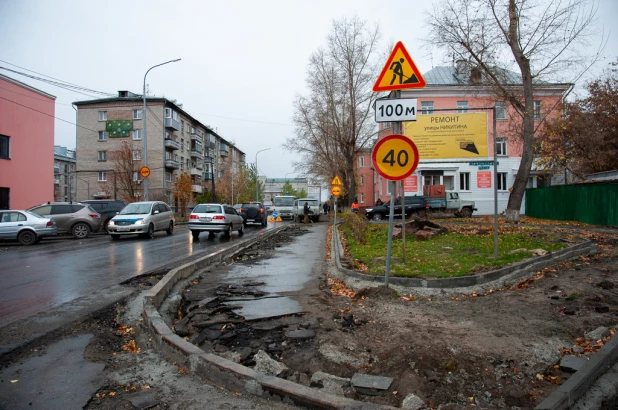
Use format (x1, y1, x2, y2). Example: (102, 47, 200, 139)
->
(142, 225, 398, 409)
(330, 223, 618, 409)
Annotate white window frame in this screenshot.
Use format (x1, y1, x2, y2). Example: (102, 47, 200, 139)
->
(132, 129, 142, 140)
(459, 172, 470, 191)
(457, 101, 469, 113)
(421, 101, 434, 115)
(97, 151, 107, 161)
(166, 172, 172, 182)
(359, 156, 365, 167)
(98, 111, 107, 121)
(496, 138, 507, 156)
(133, 109, 142, 120)
(165, 107, 172, 118)
(359, 192, 365, 204)
(133, 171, 139, 182)
(98, 171, 107, 182)
(98, 131, 107, 141)
(360, 175, 364, 186)
(496, 102, 506, 120)
(534, 101, 542, 120)
(132, 150, 141, 160)
(497, 172, 508, 191)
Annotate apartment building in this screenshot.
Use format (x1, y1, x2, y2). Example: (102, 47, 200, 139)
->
(74, 91, 245, 207)
(0, 73, 56, 210)
(369, 64, 571, 215)
(54, 145, 76, 201)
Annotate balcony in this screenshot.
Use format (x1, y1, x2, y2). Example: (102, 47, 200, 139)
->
(204, 172, 214, 181)
(164, 138, 180, 150)
(164, 117, 180, 131)
(190, 132, 203, 142)
(205, 135, 215, 149)
(164, 159, 180, 169)
(220, 144, 229, 157)
(190, 149, 203, 158)
(190, 167, 202, 176)
(191, 184, 203, 194)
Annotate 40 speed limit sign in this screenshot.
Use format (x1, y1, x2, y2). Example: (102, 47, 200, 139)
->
(372, 134, 419, 181)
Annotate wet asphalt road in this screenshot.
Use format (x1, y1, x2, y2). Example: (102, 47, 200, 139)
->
(0, 223, 277, 328)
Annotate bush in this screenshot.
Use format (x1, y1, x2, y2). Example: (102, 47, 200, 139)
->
(342, 211, 368, 244)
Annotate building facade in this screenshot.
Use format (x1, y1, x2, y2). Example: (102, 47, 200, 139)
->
(262, 177, 309, 203)
(368, 65, 571, 215)
(54, 145, 76, 202)
(0, 74, 56, 210)
(74, 91, 245, 208)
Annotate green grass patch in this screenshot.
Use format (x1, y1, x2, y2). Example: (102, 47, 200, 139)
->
(340, 223, 572, 278)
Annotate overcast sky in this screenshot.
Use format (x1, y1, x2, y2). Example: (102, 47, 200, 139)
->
(1, 0, 616, 179)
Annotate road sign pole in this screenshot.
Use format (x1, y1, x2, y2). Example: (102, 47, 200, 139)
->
(385, 181, 397, 287)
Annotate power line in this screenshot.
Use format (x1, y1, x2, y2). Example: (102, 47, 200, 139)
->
(0, 96, 100, 135)
(0, 66, 114, 98)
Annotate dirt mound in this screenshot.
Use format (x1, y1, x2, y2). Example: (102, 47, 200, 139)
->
(354, 286, 399, 300)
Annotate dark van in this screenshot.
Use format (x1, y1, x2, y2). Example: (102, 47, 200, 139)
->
(82, 200, 127, 232)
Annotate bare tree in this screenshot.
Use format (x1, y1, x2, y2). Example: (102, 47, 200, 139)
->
(426, 0, 602, 222)
(286, 16, 381, 205)
(105, 141, 141, 202)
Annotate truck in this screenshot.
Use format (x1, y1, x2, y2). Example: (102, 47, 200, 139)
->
(292, 198, 320, 222)
(271, 195, 297, 220)
(424, 186, 476, 218)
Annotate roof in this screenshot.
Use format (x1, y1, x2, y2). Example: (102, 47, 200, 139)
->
(423, 65, 570, 87)
(0, 73, 56, 100)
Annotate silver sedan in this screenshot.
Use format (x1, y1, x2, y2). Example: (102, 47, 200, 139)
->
(0, 210, 58, 245)
(188, 203, 244, 239)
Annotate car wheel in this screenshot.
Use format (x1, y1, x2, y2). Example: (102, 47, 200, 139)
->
(371, 213, 383, 221)
(208, 232, 216, 240)
(111, 234, 120, 240)
(166, 222, 174, 235)
(104, 218, 112, 233)
(18, 230, 37, 246)
(461, 208, 473, 218)
(146, 224, 155, 238)
(238, 225, 244, 235)
(262, 219, 267, 227)
(224, 224, 232, 237)
(191, 230, 200, 239)
(72, 222, 90, 239)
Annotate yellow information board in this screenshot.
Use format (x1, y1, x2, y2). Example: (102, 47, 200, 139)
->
(404, 113, 488, 159)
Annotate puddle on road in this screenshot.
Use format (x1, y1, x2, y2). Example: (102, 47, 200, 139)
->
(230, 296, 303, 321)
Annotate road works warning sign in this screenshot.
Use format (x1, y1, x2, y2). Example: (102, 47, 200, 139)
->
(373, 41, 426, 92)
(403, 113, 488, 159)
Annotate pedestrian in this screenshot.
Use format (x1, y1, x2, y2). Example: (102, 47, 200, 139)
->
(323, 202, 329, 215)
(351, 198, 359, 213)
(375, 198, 383, 206)
(303, 202, 313, 224)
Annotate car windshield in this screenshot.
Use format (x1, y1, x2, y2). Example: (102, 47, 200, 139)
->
(193, 204, 222, 214)
(119, 203, 152, 215)
(303, 200, 319, 207)
(242, 203, 260, 208)
(274, 197, 295, 206)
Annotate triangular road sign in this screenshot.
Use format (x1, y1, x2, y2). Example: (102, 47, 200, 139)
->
(331, 175, 342, 186)
(373, 41, 426, 92)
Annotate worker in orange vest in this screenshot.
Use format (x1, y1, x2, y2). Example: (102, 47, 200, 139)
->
(351, 198, 359, 213)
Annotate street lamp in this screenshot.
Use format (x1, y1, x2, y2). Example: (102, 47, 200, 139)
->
(142, 58, 181, 201)
(255, 148, 271, 201)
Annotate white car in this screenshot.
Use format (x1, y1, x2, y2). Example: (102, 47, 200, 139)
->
(188, 203, 244, 239)
(107, 201, 175, 240)
(0, 210, 58, 245)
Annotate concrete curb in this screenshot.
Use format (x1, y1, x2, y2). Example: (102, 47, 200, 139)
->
(331, 224, 618, 409)
(142, 225, 398, 409)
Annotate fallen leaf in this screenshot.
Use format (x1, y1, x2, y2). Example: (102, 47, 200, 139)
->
(10, 380, 18, 383)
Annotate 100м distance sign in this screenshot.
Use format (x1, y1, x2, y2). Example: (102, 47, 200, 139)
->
(375, 98, 417, 122)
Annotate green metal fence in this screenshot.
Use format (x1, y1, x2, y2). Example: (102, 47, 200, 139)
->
(525, 182, 618, 227)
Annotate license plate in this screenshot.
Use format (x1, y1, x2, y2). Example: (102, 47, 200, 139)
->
(247, 219, 255, 222)
(117, 227, 129, 232)
(200, 217, 212, 222)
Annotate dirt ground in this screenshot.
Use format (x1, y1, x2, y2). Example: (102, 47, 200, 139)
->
(166, 222, 618, 409)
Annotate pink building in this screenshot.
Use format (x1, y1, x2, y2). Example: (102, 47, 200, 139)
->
(0, 74, 56, 210)
(355, 148, 374, 211)
(366, 65, 570, 215)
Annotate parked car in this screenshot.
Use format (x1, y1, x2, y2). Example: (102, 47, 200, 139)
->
(28, 202, 101, 239)
(239, 202, 268, 227)
(292, 198, 320, 223)
(82, 200, 127, 232)
(0, 210, 58, 245)
(107, 201, 174, 240)
(364, 196, 429, 221)
(188, 203, 244, 239)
